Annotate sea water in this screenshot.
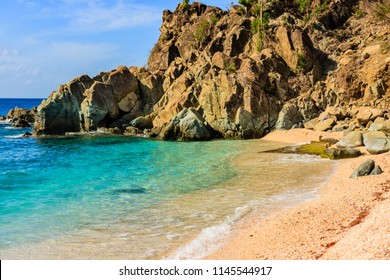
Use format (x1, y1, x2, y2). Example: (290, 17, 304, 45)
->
(0, 98, 336, 259)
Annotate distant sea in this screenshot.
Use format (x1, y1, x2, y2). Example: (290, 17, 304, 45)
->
(0, 98, 44, 116)
(0, 98, 335, 259)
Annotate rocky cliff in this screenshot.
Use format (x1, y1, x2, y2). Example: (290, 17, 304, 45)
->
(34, 0, 390, 140)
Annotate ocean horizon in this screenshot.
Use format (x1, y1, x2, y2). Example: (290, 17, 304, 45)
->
(0, 98, 44, 116)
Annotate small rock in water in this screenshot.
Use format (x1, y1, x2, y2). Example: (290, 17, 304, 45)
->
(350, 159, 375, 178)
(22, 132, 32, 137)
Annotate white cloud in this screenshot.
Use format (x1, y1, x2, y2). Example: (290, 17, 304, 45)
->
(0, 0, 163, 97)
(26, 0, 162, 34)
(65, 1, 161, 33)
(0, 40, 119, 97)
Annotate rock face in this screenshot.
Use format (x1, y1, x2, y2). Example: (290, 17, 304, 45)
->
(33, 1, 390, 140)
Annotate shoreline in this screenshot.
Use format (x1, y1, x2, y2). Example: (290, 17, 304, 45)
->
(206, 129, 390, 260)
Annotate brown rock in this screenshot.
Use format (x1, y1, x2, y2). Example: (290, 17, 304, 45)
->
(158, 107, 214, 141)
(314, 118, 335, 132)
(80, 82, 119, 131)
(356, 107, 385, 125)
(336, 131, 363, 148)
(34, 91, 81, 135)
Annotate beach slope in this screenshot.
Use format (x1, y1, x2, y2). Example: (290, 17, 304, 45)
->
(207, 129, 390, 260)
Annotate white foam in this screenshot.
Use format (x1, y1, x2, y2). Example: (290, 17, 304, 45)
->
(3, 126, 20, 130)
(166, 203, 254, 260)
(4, 134, 26, 139)
(278, 153, 327, 163)
(65, 130, 110, 136)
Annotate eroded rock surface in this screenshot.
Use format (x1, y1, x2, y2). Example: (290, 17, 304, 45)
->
(33, 1, 390, 140)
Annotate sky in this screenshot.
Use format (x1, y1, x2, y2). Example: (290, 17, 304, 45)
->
(0, 0, 234, 98)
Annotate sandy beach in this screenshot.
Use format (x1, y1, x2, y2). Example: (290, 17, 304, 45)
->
(207, 129, 390, 260)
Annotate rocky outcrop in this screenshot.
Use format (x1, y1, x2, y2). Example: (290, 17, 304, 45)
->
(33, 1, 390, 141)
(34, 66, 143, 135)
(5, 107, 37, 128)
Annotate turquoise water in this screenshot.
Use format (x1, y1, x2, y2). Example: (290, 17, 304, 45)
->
(0, 99, 335, 259)
(0, 126, 239, 249)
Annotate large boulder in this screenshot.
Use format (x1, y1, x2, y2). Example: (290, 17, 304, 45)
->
(157, 107, 214, 141)
(363, 131, 390, 154)
(275, 96, 318, 129)
(105, 66, 140, 104)
(130, 116, 153, 130)
(368, 120, 390, 136)
(336, 131, 363, 148)
(34, 91, 81, 135)
(275, 102, 303, 130)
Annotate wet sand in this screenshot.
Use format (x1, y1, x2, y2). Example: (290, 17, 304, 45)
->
(207, 129, 390, 260)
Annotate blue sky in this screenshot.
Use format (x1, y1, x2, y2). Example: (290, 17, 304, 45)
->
(0, 0, 234, 98)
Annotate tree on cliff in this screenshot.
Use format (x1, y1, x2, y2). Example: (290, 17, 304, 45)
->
(180, 0, 190, 9)
(239, 0, 256, 16)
